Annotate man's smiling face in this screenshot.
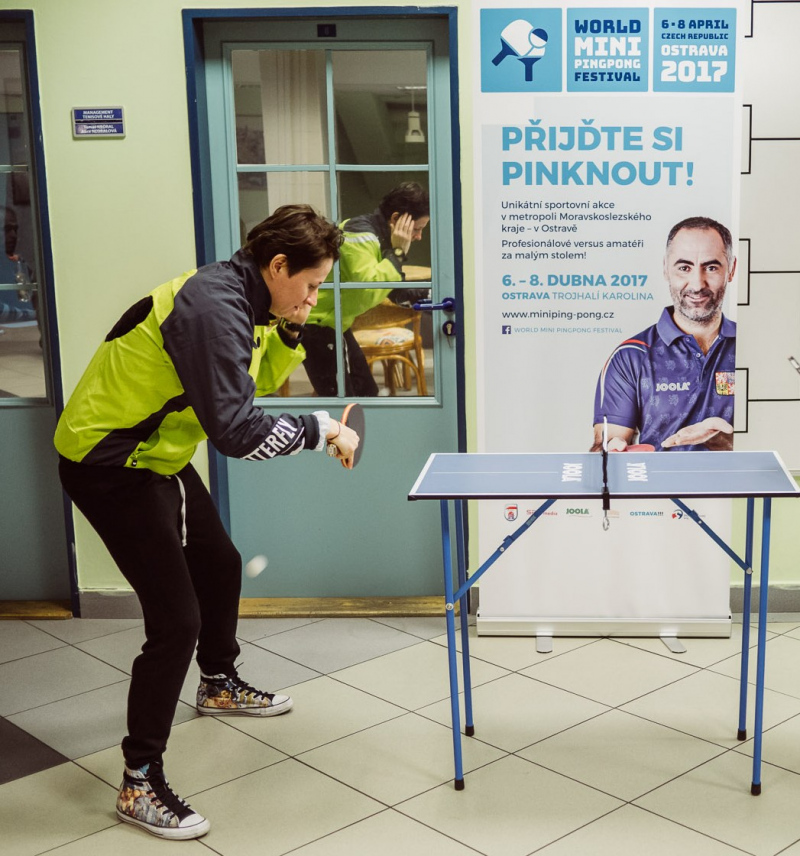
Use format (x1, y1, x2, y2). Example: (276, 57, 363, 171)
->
(664, 227, 736, 325)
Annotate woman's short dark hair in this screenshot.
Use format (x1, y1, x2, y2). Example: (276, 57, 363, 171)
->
(378, 182, 430, 221)
(244, 204, 342, 274)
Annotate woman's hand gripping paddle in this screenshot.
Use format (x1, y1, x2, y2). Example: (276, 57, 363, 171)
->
(326, 403, 365, 469)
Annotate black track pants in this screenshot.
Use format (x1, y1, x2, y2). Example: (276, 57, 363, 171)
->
(59, 458, 242, 768)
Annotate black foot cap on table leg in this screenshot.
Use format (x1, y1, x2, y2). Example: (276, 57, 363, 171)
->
(455, 778, 465, 791)
(465, 725, 475, 737)
(751, 782, 761, 796)
(737, 728, 747, 741)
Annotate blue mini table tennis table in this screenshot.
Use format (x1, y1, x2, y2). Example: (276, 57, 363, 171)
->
(408, 450, 800, 793)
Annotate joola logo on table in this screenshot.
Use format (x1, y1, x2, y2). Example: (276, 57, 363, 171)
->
(566, 508, 590, 515)
(656, 381, 690, 392)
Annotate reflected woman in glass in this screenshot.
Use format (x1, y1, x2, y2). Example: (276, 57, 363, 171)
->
(302, 182, 430, 395)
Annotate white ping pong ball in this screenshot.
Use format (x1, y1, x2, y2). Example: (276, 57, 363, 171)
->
(245, 555, 268, 578)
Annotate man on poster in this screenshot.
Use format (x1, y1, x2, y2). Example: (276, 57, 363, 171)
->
(592, 216, 737, 452)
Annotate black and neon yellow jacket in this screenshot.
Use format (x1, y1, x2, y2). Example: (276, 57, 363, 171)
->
(55, 249, 322, 475)
(307, 210, 403, 331)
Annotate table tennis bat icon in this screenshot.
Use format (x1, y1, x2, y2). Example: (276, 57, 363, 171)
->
(492, 20, 548, 80)
(493, 19, 536, 65)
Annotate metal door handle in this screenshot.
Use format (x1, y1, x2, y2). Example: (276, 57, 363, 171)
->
(413, 297, 456, 313)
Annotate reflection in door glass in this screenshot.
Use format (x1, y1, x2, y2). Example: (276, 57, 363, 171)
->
(332, 50, 427, 166)
(232, 50, 328, 167)
(237, 172, 331, 244)
(280, 287, 433, 399)
(337, 172, 431, 275)
(0, 48, 44, 399)
(233, 49, 331, 243)
(230, 45, 436, 401)
(346, 289, 433, 397)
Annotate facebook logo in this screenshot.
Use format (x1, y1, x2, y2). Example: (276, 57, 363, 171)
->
(502, 325, 512, 335)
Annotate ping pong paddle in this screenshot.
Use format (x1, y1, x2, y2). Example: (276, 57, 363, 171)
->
(626, 444, 655, 452)
(492, 19, 535, 65)
(329, 402, 365, 469)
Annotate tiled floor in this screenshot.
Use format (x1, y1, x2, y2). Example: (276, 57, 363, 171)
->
(3, 615, 800, 855)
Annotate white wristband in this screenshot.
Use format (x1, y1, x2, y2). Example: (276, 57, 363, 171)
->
(312, 411, 331, 452)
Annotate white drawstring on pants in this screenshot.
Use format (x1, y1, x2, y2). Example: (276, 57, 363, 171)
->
(174, 474, 188, 547)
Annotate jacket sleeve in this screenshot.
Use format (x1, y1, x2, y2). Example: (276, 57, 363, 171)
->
(339, 230, 404, 283)
(252, 325, 306, 397)
(161, 280, 321, 460)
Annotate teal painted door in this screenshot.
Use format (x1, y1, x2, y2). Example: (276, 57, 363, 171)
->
(200, 14, 461, 596)
(0, 25, 69, 601)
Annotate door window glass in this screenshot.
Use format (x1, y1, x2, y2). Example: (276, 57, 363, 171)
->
(230, 45, 434, 399)
(332, 50, 427, 166)
(233, 49, 329, 167)
(0, 46, 45, 399)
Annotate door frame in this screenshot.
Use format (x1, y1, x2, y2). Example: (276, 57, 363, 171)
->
(0, 11, 75, 611)
(182, 6, 467, 531)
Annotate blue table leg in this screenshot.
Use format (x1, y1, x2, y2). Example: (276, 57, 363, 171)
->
(455, 499, 474, 737)
(441, 500, 465, 790)
(738, 497, 755, 741)
(752, 497, 772, 796)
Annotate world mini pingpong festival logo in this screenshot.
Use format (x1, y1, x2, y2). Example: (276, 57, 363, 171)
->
(481, 9, 563, 92)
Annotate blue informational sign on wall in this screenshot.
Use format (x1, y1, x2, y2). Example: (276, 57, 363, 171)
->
(654, 7, 736, 92)
(567, 8, 650, 92)
(72, 107, 125, 138)
(480, 8, 563, 92)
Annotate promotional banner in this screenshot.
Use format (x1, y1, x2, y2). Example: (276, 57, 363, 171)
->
(474, 2, 744, 636)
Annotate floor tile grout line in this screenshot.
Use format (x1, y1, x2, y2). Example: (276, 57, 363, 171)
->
(247, 628, 434, 675)
(185, 753, 394, 812)
(233, 615, 328, 644)
(290, 749, 465, 812)
(521, 741, 738, 807)
(0, 641, 69, 668)
(524, 803, 628, 856)
(389, 806, 491, 856)
(601, 803, 756, 856)
(278, 806, 492, 856)
(20, 617, 144, 646)
(636, 800, 760, 855)
(211, 704, 410, 759)
(775, 832, 800, 856)
(2, 676, 131, 720)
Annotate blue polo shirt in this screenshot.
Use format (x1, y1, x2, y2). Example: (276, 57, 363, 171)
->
(594, 307, 736, 450)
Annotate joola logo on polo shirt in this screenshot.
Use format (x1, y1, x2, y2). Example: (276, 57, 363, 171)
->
(656, 382, 690, 392)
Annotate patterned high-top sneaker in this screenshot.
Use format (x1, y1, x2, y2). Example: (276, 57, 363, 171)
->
(116, 761, 210, 840)
(196, 672, 293, 716)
